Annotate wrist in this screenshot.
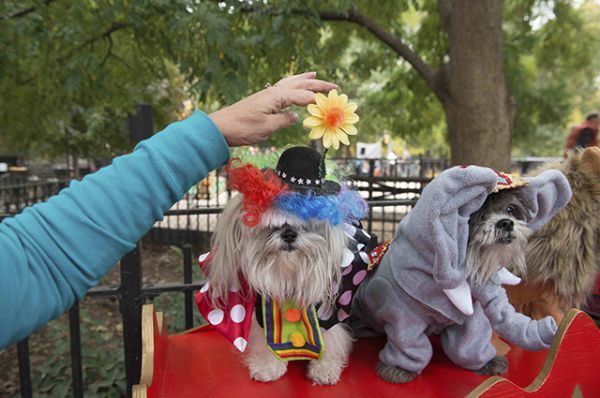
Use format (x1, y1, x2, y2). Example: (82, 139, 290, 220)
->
(209, 109, 234, 147)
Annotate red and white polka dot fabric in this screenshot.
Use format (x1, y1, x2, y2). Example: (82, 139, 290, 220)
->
(195, 252, 255, 352)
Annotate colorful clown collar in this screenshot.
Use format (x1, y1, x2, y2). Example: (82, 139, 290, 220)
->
(194, 223, 388, 361)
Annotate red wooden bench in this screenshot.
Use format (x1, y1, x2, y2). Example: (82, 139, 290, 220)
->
(133, 305, 599, 397)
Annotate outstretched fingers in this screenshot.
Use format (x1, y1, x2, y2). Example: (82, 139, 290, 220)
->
(274, 71, 317, 86)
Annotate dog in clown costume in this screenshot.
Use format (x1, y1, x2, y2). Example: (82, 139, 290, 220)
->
(195, 146, 382, 385)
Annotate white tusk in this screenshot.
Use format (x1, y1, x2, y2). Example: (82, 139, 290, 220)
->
(443, 280, 474, 316)
(497, 267, 522, 286)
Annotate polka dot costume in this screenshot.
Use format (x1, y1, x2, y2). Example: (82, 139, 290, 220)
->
(317, 223, 389, 329)
(194, 222, 386, 355)
(195, 252, 255, 352)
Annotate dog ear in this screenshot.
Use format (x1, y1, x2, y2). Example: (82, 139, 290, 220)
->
(206, 194, 245, 305)
(519, 169, 572, 231)
(580, 146, 600, 176)
(403, 166, 499, 291)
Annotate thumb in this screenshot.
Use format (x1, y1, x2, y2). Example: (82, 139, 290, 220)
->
(268, 111, 299, 132)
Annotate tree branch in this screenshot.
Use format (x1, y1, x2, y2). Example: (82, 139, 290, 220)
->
(318, 10, 447, 102)
(99, 35, 114, 68)
(0, 0, 57, 21)
(58, 22, 131, 64)
(238, 5, 448, 102)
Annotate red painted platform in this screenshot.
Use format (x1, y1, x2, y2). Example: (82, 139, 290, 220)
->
(133, 306, 600, 398)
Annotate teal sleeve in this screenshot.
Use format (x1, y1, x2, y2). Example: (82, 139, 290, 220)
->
(0, 111, 230, 348)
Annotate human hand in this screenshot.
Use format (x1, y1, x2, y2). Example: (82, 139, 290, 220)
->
(209, 72, 337, 147)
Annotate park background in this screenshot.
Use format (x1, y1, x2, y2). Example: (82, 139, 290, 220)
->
(0, 0, 599, 396)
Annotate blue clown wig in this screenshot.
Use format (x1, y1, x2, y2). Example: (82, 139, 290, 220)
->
(275, 187, 367, 226)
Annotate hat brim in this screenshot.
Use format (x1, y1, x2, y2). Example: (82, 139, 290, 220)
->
(285, 180, 341, 196)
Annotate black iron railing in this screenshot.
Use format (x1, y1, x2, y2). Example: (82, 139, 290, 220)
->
(1, 158, 445, 397)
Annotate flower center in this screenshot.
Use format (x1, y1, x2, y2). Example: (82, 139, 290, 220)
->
(325, 107, 345, 128)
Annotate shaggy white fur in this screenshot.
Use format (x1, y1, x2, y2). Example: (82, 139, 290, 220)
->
(207, 194, 353, 384)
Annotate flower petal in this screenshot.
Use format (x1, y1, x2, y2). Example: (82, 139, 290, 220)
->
(309, 126, 326, 139)
(343, 102, 358, 115)
(327, 90, 339, 107)
(344, 114, 359, 124)
(336, 94, 349, 108)
(307, 104, 324, 117)
(337, 130, 350, 146)
(315, 93, 328, 109)
(303, 116, 324, 128)
(330, 133, 340, 150)
(341, 124, 357, 135)
(323, 131, 332, 148)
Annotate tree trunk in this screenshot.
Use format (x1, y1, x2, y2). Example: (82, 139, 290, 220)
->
(441, 0, 515, 170)
(71, 146, 80, 179)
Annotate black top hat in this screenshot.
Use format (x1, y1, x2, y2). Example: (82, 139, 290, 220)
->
(275, 146, 340, 195)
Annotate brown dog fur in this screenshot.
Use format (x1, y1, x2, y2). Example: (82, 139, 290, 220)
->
(506, 147, 600, 323)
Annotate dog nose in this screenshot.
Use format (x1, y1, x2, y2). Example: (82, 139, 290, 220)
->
(496, 219, 514, 231)
(281, 226, 298, 243)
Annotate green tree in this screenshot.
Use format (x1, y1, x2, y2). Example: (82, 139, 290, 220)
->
(1, 0, 598, 166)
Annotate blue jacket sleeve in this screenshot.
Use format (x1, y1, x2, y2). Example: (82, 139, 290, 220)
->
(0, 111, 229, 348)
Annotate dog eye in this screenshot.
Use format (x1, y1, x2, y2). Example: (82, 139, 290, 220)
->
(505, 206, 514, 215)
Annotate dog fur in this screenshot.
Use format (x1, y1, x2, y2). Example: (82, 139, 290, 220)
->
(207, 195, 354, 385)
(506, 147, 600, 321)
(467, 189, 533, 287)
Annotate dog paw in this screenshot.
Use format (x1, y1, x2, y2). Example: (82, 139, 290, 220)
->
(249, 360, 287, 382)
(307, 360, 343, 385)
(476, 356, 508, 376)
(375, 361, 417, 383)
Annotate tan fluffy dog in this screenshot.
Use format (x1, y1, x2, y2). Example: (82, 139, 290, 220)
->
(505, 147, 600, 324)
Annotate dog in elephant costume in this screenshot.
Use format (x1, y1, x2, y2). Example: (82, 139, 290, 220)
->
(352, 165, 572, 383)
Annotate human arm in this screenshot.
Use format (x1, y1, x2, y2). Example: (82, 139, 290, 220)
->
(0, 112, 228, 347)
(0, 72, 337, 347)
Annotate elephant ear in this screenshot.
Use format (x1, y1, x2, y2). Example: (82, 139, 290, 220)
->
(518, 169, 572, 231)
(422, 166, 498, 290)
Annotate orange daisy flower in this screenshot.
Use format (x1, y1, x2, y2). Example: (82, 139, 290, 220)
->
(303, 90, 359, 150)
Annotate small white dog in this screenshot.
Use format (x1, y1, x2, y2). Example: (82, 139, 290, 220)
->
(195, 146, 369, 385)
(207, 195, 353, 385)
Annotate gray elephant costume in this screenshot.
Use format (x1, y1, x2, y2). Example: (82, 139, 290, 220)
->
(352, 165, 572, 373)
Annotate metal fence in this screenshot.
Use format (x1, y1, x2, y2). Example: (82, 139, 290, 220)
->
(150, 157, 446, 246)
(0, 157, 444, 397)
(0, 178, 69, 216)
(3, 154, 589, 397)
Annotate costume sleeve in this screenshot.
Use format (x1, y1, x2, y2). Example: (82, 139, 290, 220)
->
(575, 128, 594, 148)
(472, 280, 557, 350)
(0, 111, 229, 348)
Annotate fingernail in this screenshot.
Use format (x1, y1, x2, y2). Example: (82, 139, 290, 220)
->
(292, 112, 299, 122)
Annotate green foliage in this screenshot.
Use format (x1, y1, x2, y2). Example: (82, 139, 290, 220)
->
(1, 0, 598, 159)
(30, 306, 126, 397)
(231, 147, 285, 169)
(505, 0, 600, 156)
